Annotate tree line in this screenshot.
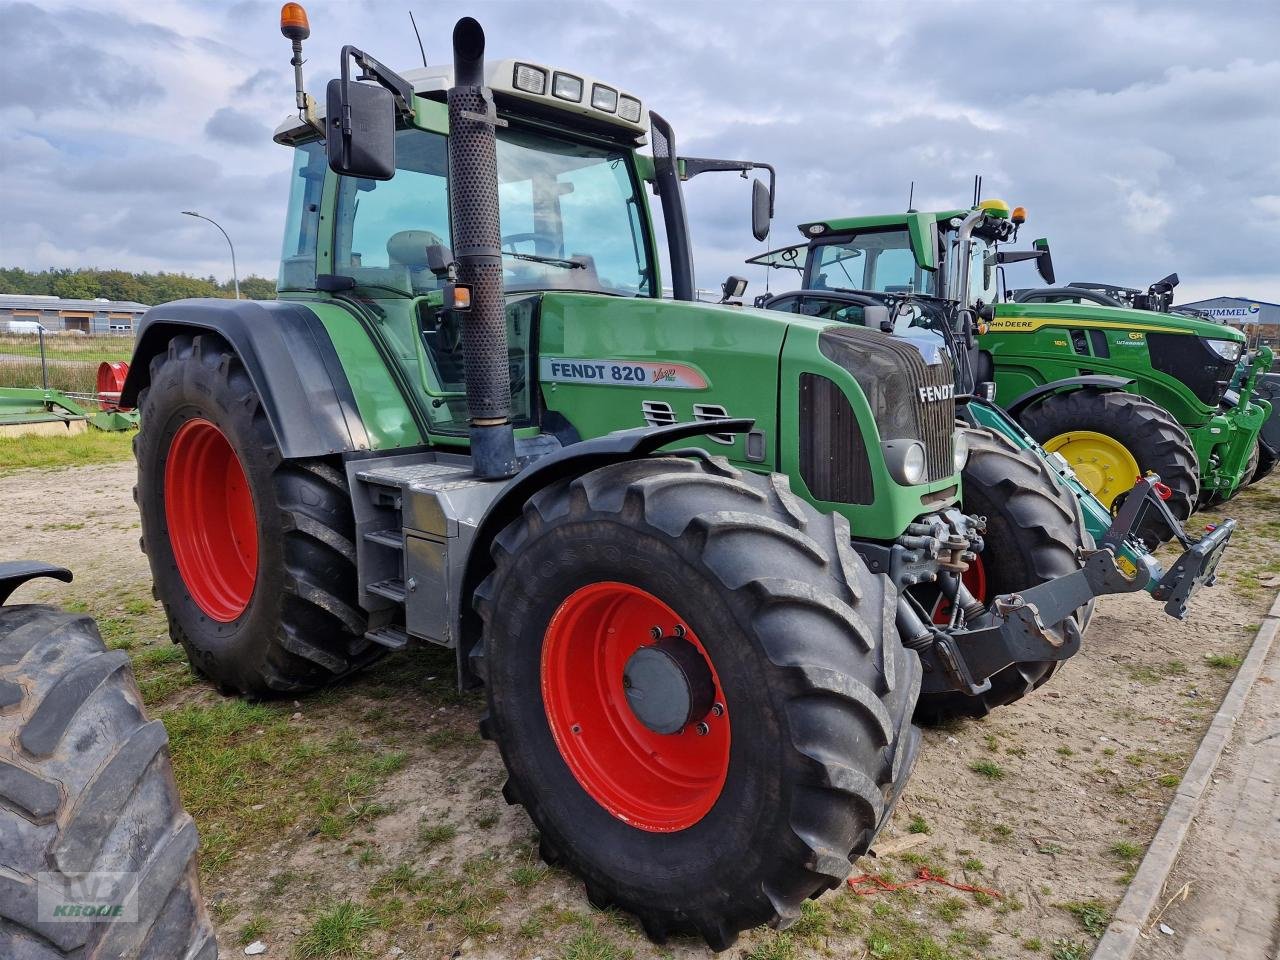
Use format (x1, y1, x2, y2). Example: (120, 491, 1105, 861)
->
(0, 268, 277, 305)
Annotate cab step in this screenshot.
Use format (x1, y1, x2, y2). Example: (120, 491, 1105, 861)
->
(365, 625, 410, 651)
(368, 578, 407, 603)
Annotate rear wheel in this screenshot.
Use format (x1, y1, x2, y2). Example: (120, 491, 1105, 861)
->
(0, 604, 215, 960)
(915, 428, 1093, 724)
(1254, 439, 1277, 485)
(1019, 389, 1198, 547)
(474, 456, 920, 950)
(135, 332, 379, 697)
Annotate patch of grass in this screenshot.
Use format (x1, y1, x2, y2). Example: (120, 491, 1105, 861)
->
(510, 863, 548, 887)
(1109, 841, 1142, 861)
(1125, 660, 1189, 684)
(295, 900, 380, 958)
(992, 823, 1014, 840)
(972, 890, 995, 907)
(559, 923, 630, 960)
(983, 733, 1000, 752)
(961, 857, 984, 872)
(931, 896, 967, 922)
(908, 815, 931, 835)
(1157, 773, 1180, 788)
(132, 644, 187, 666)
(1022, 936, 1043, 950)
(1061, 898, 1110, 937)
(1206, 652, 1243, 669)
(0, 429, 134, 476)
(1056, 745, 1074, 756)
(1051, 938, 1090, 960)
(970, 759, 1005, 780)
(418, 819, 458, 847)
(237, 915, 269, 945)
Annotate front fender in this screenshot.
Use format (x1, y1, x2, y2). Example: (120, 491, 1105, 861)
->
(456, 418, 754, 686)
(1006, 375, 1135, 418)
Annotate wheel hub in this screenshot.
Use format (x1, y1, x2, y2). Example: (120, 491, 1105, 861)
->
(623, 637, 715, 735)
(1043, 430, 1141, 508)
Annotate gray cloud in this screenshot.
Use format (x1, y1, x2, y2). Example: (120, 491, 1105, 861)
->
(205, 106, 269, 146)
(0, 0, 1277, 303)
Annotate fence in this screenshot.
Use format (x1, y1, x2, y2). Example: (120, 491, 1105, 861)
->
(0, 330, 136, 398)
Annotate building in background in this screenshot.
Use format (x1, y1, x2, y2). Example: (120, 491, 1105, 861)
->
(0, 294, 149, 334)
(1178, 297, 1280, 347)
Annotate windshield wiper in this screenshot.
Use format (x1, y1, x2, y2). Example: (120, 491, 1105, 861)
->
(503, 251, 584, 270)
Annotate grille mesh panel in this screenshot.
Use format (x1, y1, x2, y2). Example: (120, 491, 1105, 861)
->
(817, 327, 955, 483)
(799, 374, 874, 504)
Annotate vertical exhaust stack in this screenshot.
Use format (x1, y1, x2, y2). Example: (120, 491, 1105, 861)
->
(448, 17, 517, 479)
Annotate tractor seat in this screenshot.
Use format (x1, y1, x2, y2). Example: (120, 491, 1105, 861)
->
(387, 230, 449, 292)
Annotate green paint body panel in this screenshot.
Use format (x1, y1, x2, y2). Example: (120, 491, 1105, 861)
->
(985, 300, 1263, 495)
(538, 294, 957, 540)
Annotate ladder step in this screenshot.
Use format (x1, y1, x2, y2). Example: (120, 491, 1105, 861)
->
(365, 529, 404, 549)
(365, 625, 409, 651)
(368, 578, 407, 603)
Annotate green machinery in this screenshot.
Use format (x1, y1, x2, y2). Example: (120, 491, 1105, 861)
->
(117, 9, 1184, 946)
(754, 201, 1268, 522)
(746, 203, 1233, 603)
(1010, 276, 1276, 493)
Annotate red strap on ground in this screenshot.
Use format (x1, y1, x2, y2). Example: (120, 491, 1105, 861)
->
(846, 867, 1002, 899)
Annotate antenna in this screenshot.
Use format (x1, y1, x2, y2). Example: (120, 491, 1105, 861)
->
(907, 180, 915, 213)
(409, 10, 427, 66)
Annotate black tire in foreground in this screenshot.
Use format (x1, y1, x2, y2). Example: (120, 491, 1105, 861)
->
(1019, 389, 1198, 548)
(1254, 440, 1277, 485)
(0, 604, 216, 960)
(914, 428, 1093, 725)
(473, 456, 921, 950)
(134, 332, 379, 697)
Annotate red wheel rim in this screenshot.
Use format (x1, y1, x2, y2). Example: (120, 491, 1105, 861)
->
(541, 582, 730, 832)
(164, 418, 259, 622)
(930, 556, 987, 625)
(96, 361, 130, 411)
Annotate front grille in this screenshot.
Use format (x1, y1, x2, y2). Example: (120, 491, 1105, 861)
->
(1146, 332, 1235, 406)
(799, 374, 874, 504)
(818, 326, 955, 482)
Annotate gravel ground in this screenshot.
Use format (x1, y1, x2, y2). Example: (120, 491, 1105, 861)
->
(3, 460, 1277, 960)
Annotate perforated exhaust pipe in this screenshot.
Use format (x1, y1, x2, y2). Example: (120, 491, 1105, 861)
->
(449, 17, 517, 479)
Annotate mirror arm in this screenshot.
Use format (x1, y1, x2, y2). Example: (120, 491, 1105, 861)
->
(679, 157, 777, 216)
(339, 45, 417, 123)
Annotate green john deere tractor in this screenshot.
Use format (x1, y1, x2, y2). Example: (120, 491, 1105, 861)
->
(1010, 275, 1276, 495)
(116, 11, 1171, 947)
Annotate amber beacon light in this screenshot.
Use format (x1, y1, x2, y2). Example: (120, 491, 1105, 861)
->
(280, 3, 310, 40)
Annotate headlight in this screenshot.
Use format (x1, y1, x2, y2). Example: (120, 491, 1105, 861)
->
(882, 439, 928, 485)
(1205, 338, 1243, 363)
(591, 83, 618, 113)
(618, 95, 642, 123)
(513, 63, 548, 95)
(552, 72, 583, 102)
(953, 430, 970, 473)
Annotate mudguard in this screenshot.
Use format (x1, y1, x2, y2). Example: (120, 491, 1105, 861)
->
(456, 418, 754, 685)
(0, 562, 72, 604)
(1006, 375, 1135, 418)
(119, 298, 369, 459)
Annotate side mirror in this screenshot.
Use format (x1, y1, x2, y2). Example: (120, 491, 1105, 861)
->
(862, 304, 890, 330)
(751, 178, 771, 242)
(1033, 238, 1055, 286)
(326, 77, 396, 180)
(720, 275, 748, 303)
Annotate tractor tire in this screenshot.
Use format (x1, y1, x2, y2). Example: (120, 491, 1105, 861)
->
(0, 604, 216, 960)
(914, 428, 1093, 725)
(134, 332, 378, 698)
(473, 456, 920, 950)
(1254, 440, 1277, 485)
(1019, 389, 1198, 548)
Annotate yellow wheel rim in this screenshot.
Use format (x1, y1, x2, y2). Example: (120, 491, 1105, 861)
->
(1043, 430, 1141, 508)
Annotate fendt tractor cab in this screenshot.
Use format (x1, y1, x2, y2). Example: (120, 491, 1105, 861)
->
(746, 202, 1234, 624)
(118, 8, 1170, 947)
(1012, 274, 1276, 493)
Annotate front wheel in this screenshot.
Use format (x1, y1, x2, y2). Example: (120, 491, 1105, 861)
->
(1019, 389, 1198, 547)
(474, 456, 920, 950)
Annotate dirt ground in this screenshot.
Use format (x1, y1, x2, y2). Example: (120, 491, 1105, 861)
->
(3, 458, 1278, 960)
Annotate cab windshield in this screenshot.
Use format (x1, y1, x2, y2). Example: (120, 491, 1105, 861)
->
(807, 229, 931, 295)
(967, 235, 998, 306)
(332, 125, 654, 297)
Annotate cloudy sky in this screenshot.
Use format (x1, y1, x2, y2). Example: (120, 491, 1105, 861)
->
(2, 0, 1278, 304)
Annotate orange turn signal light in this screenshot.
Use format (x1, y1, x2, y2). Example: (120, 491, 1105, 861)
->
(447, 283, 472, 311)
(1011, 205, 1027, 224)
(280, 2, 310, 41)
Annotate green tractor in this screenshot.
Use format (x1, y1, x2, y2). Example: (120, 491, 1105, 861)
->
(1009, 275, 1276, 494)
(117, 10, 1173, 947)
(745, 203, 1233, 617)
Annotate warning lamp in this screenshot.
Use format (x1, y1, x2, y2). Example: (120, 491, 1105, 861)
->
(280, 3, 310, 41)
(446, 283, 473, 311)
(1011, 206, 1027, 225)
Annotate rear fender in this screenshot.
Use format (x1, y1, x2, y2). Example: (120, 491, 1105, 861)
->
(120, 299, 369, 459)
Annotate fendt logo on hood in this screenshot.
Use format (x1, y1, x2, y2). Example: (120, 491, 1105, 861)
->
(918, 383, 955, 403)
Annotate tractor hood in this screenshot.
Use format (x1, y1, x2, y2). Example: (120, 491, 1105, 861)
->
(991, 300, 1246, 343)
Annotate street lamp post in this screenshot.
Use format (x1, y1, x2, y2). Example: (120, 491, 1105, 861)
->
(182, 210, 240, 299)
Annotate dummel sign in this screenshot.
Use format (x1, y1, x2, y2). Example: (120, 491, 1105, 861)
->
(1200, 304, 1261, 322)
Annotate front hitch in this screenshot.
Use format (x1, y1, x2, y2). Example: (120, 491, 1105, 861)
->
(916, 475, 1235, 696)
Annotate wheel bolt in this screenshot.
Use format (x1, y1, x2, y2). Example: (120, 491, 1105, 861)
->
(650, 626, 662, 640)
(711, 703, 724, 717)
(672, 624, 686, 638)
(571, 724, 581, 735)
(694, 721, 710, 736)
